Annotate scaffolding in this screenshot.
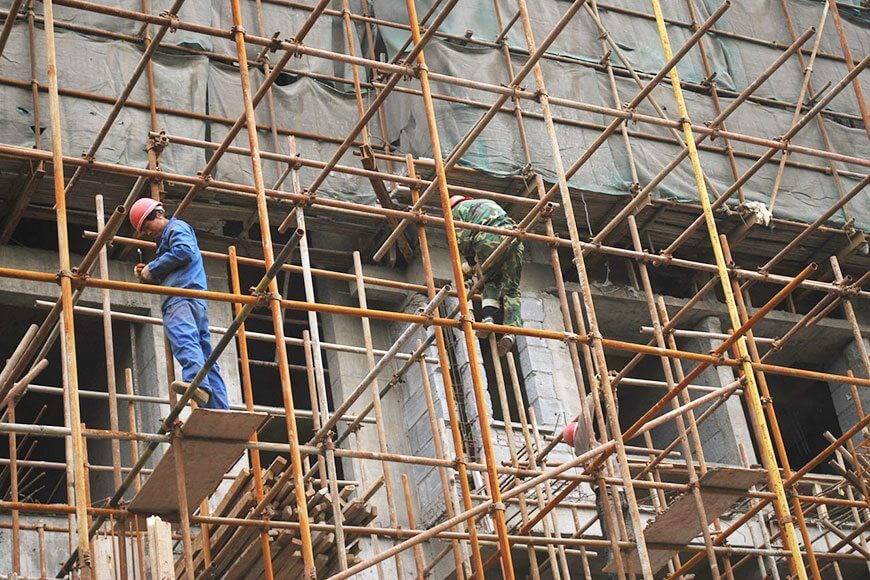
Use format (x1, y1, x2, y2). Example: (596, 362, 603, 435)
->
(0, 0, 867, 578)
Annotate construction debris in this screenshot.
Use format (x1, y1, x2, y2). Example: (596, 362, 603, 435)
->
(176, 457, 376, 579)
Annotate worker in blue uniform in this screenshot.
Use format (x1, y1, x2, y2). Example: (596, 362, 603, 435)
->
(130, 198, 230, 410)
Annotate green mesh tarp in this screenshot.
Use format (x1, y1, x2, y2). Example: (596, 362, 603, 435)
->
(0, 0, 866, 229)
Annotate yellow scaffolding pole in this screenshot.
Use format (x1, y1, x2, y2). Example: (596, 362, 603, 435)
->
(647, 1, 808, 578)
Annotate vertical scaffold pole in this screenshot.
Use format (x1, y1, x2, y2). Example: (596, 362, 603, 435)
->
(228, 0, 316, 575)
(403, 1, 515, 577)
(42, 0, 92, 575)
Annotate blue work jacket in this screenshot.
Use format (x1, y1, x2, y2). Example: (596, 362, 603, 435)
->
(147, 217, 208, 313)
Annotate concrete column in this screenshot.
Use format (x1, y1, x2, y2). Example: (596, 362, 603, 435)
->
(515, 292, 575, 429)
(678, 316, 756, 466)
(319, 279, 410, 577)
(396, 292, 457, 527)
(827, 337, 870, 446)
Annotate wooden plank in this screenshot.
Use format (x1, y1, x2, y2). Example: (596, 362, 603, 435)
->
(147, 516, 174, 580)
(129, 409, 266, 516)
(92, 536, 116, 580)
(605, 467, 765, 575)
(359, 144, 415, 262)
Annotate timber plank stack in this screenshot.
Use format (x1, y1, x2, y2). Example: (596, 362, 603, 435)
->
(174, 457, 377, 579)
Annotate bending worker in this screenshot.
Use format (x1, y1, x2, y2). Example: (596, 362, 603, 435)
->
(563, 415, 634, 577)
(450, 195, 523, 357)
(129, 198, 229, 410)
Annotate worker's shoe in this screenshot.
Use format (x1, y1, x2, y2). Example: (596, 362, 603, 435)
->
(497, 334, 514, 357)
(475, 315, 494, 339)
(171, 380, 211, 406)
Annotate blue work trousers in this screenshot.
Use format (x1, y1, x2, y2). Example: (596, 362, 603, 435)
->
(163, 299, 229, 410)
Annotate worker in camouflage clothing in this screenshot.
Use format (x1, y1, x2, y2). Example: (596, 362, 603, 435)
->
(450, 195, 524, 357)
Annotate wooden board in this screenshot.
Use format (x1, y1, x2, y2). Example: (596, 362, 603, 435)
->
(605, 467, 765, 575)
(128, 409, 266, 516)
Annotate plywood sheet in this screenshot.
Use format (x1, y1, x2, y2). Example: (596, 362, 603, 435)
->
(128, 409, 266, 516)
(604, 467, 765, 575)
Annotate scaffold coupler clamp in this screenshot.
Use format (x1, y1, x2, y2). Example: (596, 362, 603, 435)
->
(160, 10, 180, 33)
(411, 62, 427, 80)
(251, 288, 280, 307)
(195, 170, 212, 189)
(413, 206, 429, 226)
(845, 281, 861, 298)
(534, 87, 549, 102)
(267, 31, 282, 54)
(56, 268, 76, 284)
(657, 250, 673, 266)
(301, 188, 316, 207)
(702, 70, 717, 89)
(491, 502, 506, 513)
(520, 162, 535, 179)
(704, 119, 720, 141)
(148, 131, 170, 155)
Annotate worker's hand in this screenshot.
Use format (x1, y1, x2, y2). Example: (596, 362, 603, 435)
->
(461, 261, 474, 277)
(134, 263, 154, 283)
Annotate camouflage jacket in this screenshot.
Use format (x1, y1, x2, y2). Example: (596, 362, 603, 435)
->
(452, 199, 516, 262)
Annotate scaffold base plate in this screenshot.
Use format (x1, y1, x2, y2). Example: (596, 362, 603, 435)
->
(604, 466, 765, 575)
(128, 408, 267, 517)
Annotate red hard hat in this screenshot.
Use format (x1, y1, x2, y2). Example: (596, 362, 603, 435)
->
(561, 422, 578, 447)
(130, 198, 163, 232)
(450, 195, 470, 209)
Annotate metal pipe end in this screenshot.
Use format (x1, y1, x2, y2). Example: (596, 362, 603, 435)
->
(294, 228, 305, 239)
(809, 262, 819, 271)
(114, 205, 126, 215)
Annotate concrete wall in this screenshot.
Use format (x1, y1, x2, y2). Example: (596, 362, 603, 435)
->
(0, 515, 79, 578)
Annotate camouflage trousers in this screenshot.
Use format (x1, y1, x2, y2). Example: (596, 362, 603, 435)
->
(473, 233, 524, 328)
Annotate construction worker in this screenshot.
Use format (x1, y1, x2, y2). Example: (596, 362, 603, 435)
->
(563, 416, 634, 577)
(450, 195, 524, 357)
(129, 198, 229, 410)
